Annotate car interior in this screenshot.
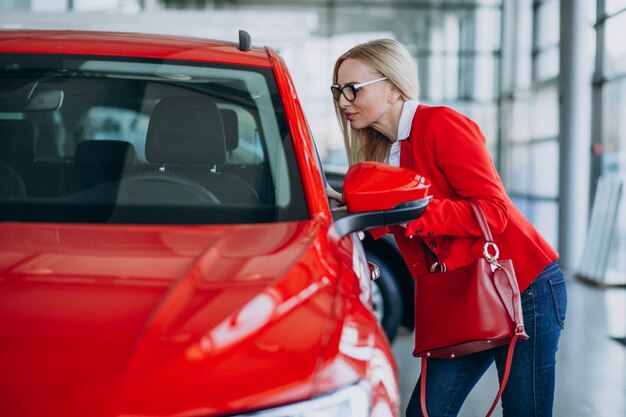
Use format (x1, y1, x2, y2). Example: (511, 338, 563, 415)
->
(0, 54, 309, 224)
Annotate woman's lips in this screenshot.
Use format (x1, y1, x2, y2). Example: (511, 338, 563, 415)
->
(345, 112, 357, 121)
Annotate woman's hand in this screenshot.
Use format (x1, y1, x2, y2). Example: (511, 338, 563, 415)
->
(326, 185, 345, 207)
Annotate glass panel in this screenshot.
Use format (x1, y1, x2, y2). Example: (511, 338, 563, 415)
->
(530, 140, 559, 198)
(32, 0, 140, 11)
(513, 0, 534, 89)
(531, 85, 559, 138)
(31, 0, 66, 11)
(508, 145, 530, 194)
(509, 198, 559, 249)
(0, 54, 308, 224)
(445, 53, 460, 100)
(602, 78, 626, 176)
(474, 7, 502, 52)
(510, 94, 532, 142)
(529, 200, 559, 249)
(604, 11, 626, 77)
(512, 197, 529, 219)
(536, 0, 560, 49)
(412, 6, 503, 102)
(466, 55, 498, 100)
(415, 54, 431, 96)
(535, 46, 559, 81)
(426, 54, 498, 101)
(606, 0, 626, 15)
(500, 100, 514, 183)
(606, 191, 626, 284)
(422, 54, 461, 101)
(74, 0, 124, 10)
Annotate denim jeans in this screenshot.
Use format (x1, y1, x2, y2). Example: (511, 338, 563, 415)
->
(406, 260, 567, 417)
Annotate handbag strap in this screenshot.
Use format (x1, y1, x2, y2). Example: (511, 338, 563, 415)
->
(425, 201, 492, 268)
(469, 201, 494, 242)
(420, 334, 521, 417)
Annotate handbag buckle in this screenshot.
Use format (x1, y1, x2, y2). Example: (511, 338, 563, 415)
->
(430, 261, 447, 273)
(483, 241, 500, 266)
(515, 324, 525, 335)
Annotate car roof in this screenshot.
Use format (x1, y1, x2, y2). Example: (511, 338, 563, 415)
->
(0, 29, 272, 67)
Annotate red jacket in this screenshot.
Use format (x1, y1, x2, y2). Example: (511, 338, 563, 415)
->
(374, 104, 558, 291)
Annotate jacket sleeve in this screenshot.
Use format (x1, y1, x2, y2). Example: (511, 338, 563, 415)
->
(368, 226, 391, 240)
(405, 107, 509, 238)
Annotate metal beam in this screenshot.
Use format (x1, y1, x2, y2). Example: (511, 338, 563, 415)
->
(558, 0, 592, 275)
(162, 0, 500, 10)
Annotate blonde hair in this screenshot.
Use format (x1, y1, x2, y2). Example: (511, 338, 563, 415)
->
(332, 39, 420, 164)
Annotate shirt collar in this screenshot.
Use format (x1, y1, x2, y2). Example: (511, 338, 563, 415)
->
(396, 100, 420, 141)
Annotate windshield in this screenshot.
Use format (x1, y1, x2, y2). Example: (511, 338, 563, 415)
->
(0, 54, 308, 224)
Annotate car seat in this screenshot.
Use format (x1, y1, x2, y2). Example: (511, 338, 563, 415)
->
(144, 96, 259, 205)
(74, 139, 137, 189)
(0, 119, 36, 192)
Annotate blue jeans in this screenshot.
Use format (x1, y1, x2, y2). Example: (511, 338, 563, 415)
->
(406, 261, 567, 417)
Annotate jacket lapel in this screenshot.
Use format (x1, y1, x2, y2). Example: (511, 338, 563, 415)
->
(400, 138, 412, 170)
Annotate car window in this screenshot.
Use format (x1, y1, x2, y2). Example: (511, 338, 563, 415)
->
(0, 54, 308, 224)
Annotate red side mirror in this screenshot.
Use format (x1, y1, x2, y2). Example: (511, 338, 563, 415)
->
(332, 162, 432, 237)
(343, 162, 431, 213)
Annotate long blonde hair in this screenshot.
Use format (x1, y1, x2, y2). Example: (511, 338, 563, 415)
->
(332, 39, 420, 164)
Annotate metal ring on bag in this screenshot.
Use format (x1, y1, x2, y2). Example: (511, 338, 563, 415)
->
(430, 261, 447, 273)
(483, 241, 500, 265)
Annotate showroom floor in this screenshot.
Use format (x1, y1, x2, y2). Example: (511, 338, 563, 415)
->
(393, 277, 626, 417)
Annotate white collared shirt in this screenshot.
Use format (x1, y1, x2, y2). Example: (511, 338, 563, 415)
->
(386, 100, 420, 167)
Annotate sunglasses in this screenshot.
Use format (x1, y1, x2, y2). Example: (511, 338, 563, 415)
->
(330, 77, 388, 102)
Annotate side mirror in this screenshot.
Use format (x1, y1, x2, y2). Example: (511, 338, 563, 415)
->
(332, 162, 432, 237)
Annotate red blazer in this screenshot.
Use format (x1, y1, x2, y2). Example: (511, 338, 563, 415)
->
(374, 104, 558, 291)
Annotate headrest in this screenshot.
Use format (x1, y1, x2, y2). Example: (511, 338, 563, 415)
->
(220, 109, 239, 152)
(145, 96, 226, 165)
(75, 140, 136, 181)
(0, 119, 36, 164)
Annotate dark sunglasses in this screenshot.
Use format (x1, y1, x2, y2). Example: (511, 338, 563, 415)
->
(330, 77, 388, 102)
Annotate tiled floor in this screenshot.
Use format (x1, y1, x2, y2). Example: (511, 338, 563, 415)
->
(393, 278, 626, 417)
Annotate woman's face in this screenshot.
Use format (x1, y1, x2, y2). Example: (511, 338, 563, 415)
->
(335, 59, 394, 131)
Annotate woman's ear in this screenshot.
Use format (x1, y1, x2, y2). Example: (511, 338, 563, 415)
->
(387, 85, 402, 104)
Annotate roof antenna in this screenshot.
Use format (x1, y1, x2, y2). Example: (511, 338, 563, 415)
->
(238, 30, 251, 52)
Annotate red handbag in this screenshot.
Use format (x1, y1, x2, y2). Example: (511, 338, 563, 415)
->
(413, 202, 528, 417)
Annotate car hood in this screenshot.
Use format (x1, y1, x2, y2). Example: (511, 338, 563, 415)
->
(0, 221, 338, 417)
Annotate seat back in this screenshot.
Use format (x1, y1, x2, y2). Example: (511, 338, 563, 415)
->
(145, 96, 258, 205)
(74, 140, 137, 187)
(0, 119, 37, 194)
(0, 120, 36, 165)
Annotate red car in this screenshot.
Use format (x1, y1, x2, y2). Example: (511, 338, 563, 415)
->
(0, 29, 431, 417)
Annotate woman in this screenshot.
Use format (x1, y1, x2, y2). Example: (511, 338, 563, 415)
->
(329, 39, 567, 417)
